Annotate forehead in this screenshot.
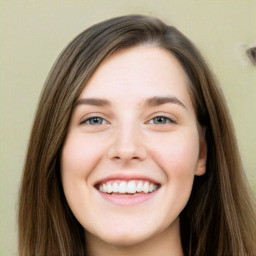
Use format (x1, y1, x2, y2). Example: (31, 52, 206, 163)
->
(79, 46, 193, 109)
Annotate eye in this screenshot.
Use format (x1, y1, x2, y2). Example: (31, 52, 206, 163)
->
(81, 117, 108, 125)
(148, 116, 174, 125)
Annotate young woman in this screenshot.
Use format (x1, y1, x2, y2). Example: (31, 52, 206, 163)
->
(18, 15, 256, 256)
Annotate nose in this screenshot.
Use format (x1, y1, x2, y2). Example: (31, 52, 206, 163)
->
(107, 124, 147, 162)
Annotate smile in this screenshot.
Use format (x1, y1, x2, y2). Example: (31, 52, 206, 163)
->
(96, 180, 160, 195)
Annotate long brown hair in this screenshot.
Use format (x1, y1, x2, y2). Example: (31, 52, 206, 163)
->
(18, 15, 256, 256)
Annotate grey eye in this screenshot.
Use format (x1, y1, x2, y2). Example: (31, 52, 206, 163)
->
(84, 117, 107, 125)
(150, 116, 172, 124)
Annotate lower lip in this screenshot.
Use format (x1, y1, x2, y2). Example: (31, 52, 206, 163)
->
(97, 190, 159, 206)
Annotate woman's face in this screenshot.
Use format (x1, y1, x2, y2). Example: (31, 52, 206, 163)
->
(61, 46, 207, 247)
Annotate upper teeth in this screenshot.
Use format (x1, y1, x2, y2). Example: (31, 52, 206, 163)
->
(98, 180, 158, 194)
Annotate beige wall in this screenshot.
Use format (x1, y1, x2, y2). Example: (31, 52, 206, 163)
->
(0, 1, 255, 255)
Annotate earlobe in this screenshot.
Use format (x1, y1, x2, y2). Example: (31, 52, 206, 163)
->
(195, 129, 207, 176)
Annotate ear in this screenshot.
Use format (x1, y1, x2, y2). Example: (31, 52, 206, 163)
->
(195, 128, 207, 176)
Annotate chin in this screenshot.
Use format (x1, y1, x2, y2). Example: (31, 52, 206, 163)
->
(88, 227, 156, 248)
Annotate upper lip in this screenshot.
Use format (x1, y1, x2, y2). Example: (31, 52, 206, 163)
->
(94, 173, 161, 186)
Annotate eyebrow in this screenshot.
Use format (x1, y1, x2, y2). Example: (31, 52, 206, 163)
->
(74, 96, 186, 109)
(144, 96, 186, 109)
(74, 98, 111, 107)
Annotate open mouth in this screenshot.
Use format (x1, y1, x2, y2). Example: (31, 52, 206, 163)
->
(95, 180, 160, 196)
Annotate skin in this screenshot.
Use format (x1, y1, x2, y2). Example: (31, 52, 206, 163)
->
(61, 46, 207, 256)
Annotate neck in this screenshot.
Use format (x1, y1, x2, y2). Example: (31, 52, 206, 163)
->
(85, 218, 184, 256)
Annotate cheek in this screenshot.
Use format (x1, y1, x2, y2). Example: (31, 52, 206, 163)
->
(61, 134, 104, 178)
(60, 135, 103, 208)
(146, 131, 199, 227)
(149, 130, 200, 180)
(60, 135, 105, 226)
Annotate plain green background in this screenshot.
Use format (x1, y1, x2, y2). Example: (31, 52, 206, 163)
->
(0, 1, 255, 255)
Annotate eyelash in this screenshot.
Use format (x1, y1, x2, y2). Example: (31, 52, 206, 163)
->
(80, 116, 108, 125)
(147, 116, 176, 125)
(80, 115, 176, 126)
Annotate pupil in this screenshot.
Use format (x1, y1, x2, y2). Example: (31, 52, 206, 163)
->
(156, 117, 165, 123)
(90, 117, 101, 125)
